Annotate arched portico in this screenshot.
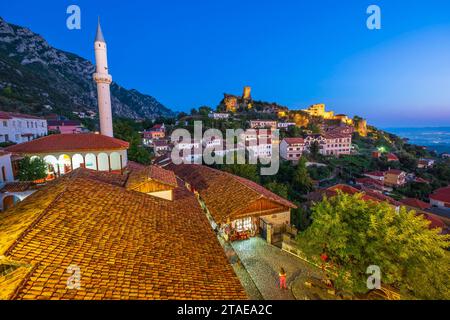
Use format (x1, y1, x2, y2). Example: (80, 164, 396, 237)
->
(85, 153, 97, 170)
(58, 154, 72, 175)
(72, 154, 85, 170)
(97, 153, 110, 172)
(110, 152, 122, 172)
(28, 149, 127, 179)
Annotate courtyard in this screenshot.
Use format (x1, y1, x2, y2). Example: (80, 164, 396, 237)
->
(231, 237, 324, 300)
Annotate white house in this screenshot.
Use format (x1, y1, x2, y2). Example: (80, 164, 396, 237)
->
(0, 150, 14, 184)
(280, 138, 305, 161)
(0, 112, 48, 144)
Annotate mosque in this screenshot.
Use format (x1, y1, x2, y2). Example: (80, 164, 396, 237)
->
(6, 21, 129, 177)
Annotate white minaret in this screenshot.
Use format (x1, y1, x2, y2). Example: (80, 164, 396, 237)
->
(93, 19, 114, 137)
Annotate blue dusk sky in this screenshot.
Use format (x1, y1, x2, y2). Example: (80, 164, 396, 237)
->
(1, 0, 450, 127)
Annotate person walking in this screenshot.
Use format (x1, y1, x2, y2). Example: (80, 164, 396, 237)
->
(279, 267, 287, 289)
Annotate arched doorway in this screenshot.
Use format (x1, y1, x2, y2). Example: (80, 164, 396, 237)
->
(3, 195, 20, 211)
(58, 154, 72, 175)
(43, 155, 58, 179)
(110, 152, 122, 172)
(97, 153, 109, 172)
(72, 154, 85, 170)
(85, 154, 97, 170)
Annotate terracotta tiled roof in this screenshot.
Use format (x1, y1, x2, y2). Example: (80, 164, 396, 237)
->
(420, 214, 446, 230)
(323, 132, 351, 139)
(66, 168, 128, 187)
(364, 171, 385, 177)
(308, 184, 400, 207)
(0, 169, 247, 300)
(5, 134, 129, 154)
(0, 182, 35, 193)
(47, 120, 82, 127)
(283, 138, 304, 145)
(126, 165, 178, 190)
(400, 198, 431, 210)
(385, 169, 404, 175)
(168, 164, 296, 224)
(387, 153, 399, 161)
(0, 111, 44, 120)
(126, 161, 147, 172)
(0, 150, 11, 157)
(430, 186, 450, 203)
(355, 178, 384, 187)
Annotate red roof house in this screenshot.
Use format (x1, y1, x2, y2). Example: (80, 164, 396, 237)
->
(430, 186, 450, 209)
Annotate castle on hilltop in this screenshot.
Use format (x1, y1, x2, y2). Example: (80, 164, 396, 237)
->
(219, 86, 289, 115)
(300, 104, 368, 137)
(222, 86, 253, 112)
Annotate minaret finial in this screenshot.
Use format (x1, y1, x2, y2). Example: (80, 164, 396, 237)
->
(95, 17, 105, 43)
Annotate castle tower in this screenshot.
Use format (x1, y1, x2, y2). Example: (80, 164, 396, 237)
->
(93, 19, 114, 137)
(242, 86, 252, 100)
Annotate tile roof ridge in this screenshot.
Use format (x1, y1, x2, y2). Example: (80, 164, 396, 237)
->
(3, 183, 70, 257)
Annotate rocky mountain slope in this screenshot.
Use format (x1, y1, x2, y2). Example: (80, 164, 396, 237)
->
(0, 17, 174, 119)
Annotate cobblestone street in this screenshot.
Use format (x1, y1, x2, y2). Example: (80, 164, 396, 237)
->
(232, 237, 322, 300)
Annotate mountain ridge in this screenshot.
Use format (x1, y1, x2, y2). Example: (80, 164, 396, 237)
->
(0, 16, 175, 120)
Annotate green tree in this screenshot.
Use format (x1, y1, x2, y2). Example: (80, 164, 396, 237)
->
(198, 106, 212, 116)
(18, 156, 47, 181)
(297, 192, 450, 299)
(309, 141, 320, 160)
(128, 144, 153, 165)
(2, 86, 13, 97)
(113, 119, 152, 165)
(265, 182, 289, 199)
(293, 158, 313, 194)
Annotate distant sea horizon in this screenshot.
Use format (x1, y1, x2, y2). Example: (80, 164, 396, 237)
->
(383, 127, 450, 154)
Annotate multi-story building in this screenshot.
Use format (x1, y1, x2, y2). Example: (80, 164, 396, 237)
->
(47, 120, 84, 134)
(322, 132, 352, 156)
(240, 129, 276, 159)
(302, 104, 335, 119)
(418, 158, 435, 169)
(280, 138, 305, 161)
(384, 169, 407, 187)
(0, 112, 48, 144)
(304, 132, 352, 156)
(143, 130, 165, 145)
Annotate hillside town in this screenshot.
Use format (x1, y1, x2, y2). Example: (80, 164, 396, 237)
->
(0, 19, 449, 302)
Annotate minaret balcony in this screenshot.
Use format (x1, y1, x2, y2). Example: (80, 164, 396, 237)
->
(93, 73, 112, 84)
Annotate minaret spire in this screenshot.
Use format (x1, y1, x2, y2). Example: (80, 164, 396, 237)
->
(95, 17, 105, 43)
(93, 18, 114, 137)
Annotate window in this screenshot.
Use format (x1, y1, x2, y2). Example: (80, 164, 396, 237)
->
(235, 217, 253, 232)
(3, 121, 7, 127)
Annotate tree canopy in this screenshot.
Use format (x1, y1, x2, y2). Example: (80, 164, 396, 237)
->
(297, 192, 450, 299)
(18, 156, 47, 182)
